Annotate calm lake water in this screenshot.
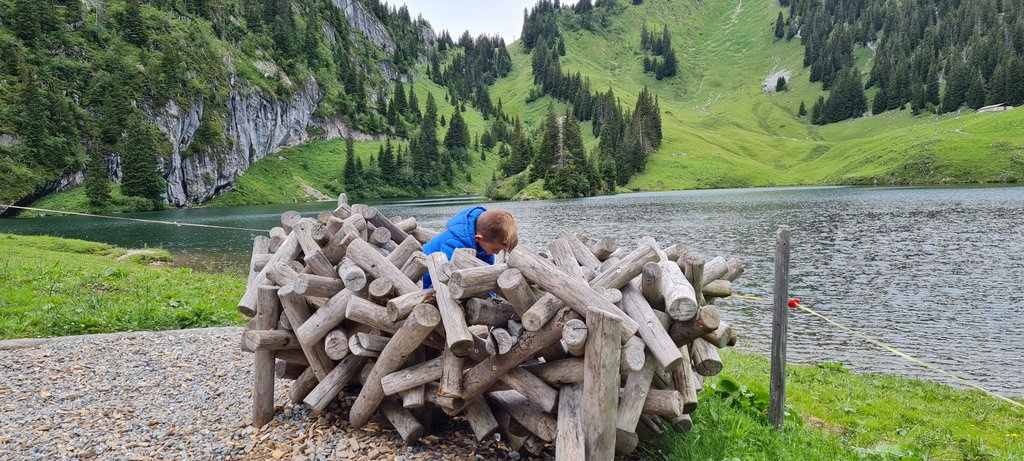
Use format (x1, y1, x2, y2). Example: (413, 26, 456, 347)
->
(3, 186, 1023, 396)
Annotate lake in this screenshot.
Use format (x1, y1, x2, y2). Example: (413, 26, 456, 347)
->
(3, 185, 1022, 397)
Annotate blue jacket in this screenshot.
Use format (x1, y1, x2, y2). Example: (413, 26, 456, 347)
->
(422, 206, 494, 289)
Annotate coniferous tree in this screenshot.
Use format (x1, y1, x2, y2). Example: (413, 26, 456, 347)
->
(812, 95, 825, 124)
(872, 88, 888, 115)
(531, 102, 559, 182)
(798, 100, 807, 116)
(85, 150, 111, 207)
(343, 137, 358, 189)
(120, 116, 164, 205)
(966, 71, 986, 110)
(444, 109, 470, 152)
(407, 86, 421, 121)
(11, 0, 42, 45)
(941, 62, 969, 113)
(413, 93, 440, 184)
(775, 12, 785, 39)
(776, 76, 787, 92)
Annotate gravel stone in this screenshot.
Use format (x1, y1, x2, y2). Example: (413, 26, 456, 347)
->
(0, 328, 550, 460)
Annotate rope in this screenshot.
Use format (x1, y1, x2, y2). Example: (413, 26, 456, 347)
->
(729, 295, 1024, 410)
(0, 205, 267, 233)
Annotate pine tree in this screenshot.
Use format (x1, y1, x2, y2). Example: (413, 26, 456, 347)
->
(121, 0, 150, 48)
(120, 116, 164, 205)
(966, 71, 986, 110)
(775, 12, 785, 39)
(531, 103, 559, 182)
(392, 80, 408, 116)
(872, 88, 888, 115)
(798, 100, 807, 116)
(444, 109, 470, 152)
(343, 137, 358, 188)
(776, 76, 787, 92)
(812, 95, 825, 124)
(661, 49, 678, 78)
(85, 150, 111, 207)
(413, 93, 440, 184)
(11, 0, 41, 45)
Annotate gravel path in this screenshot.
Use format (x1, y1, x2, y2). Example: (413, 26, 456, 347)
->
(0, 328, 530, 460)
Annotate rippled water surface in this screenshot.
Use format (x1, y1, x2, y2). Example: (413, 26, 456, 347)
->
(4, 186, 1023, 396)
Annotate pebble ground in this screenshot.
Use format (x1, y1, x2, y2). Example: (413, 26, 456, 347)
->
(0, 328, 540, 460)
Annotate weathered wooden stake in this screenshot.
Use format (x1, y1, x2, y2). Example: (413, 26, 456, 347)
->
(769, 226, 790, 427)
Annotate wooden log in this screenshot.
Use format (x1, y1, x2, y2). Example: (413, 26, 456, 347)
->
(400, 251, 429, 284)
(561, 318, 587, 356)
(616, 353, 657, 433)
(703, 279, 733, 298)
(394, 216, 417, 232)
(465, 298, 515, 326)
(620, 281, 684, 372)
(448, 264, 508, 299)
(583, 309, 621, 460)
(522, 434, 547, 457)
(275, 359, 306, 380)
(506, 247, 638, 341)
(242, 330, 301, 352)
(268, 227, 287, 253)
(615, 429, 639, 457)
(702, 322, 734, 349)
(386, 290, 435, 323)
(682, 253, 707, 306)
(663, 243, 687, 262)
(438, 345, 464, 398)
(280, 210, 301, 233)
(278, 284, 334, 380)
(457, 308, 579, 410)
(286, 260, 305, 274)
(347, 239, 419, 295)
(556, 383, 585, 461)
(252, 285, 280, 428)
(450, 247, 488, 271)
(548, 238, 588, 281)
(638, 389, 685, 418)
(640, 415, 666, 437)
(275, 349, 308, 365)
(288, 367, 318, 403)
(520, 294, 565, 332)
(349, 303, 442, 427)
(464, 397, 499, 442)
(399, 347, 426, 409)
(691, 337, 724, 376)
(368, 278, 397, 305)
(365, 207, 411, 244)
(498, 367, 558, 414)
(325, 216, 344, 235)
(239, 232, 301, 316)
(620, 336, 647, 373)
(294, 289, 352, 345)
(497, 269, 537, 318)
(411, 227, 439, 245)
(672, 345, 699, 414)
(338, 263, 368, 295)
(380, 396, 425, 443)
(303, 354, 369, 412)
(599, 255, 621, 273)
(724, 257, 745, 282)
(491, 328, 515, 355)
(641, 261, 699, 321)
(669, 305, 721, 345)
(324, 328, 349, 360)
(292, 218, 324, 257)
(322, 229, 359, 266)
(558, 229, 601, 271)
(381, 356, 443, 396)
(507, 319, 524, 338)
(590, 236, 616, 262)
(350, 332, 389, 357)
(278, 311, 292, 331)
(370, 226, 392, 247)
(425, 253, 475, 357)
(494, 406, 528, 451)
(346, 296, 404, 335)
(302, 250, 335, 278)
(385, 236, 422, 269)
(589, 241, 660, 290)
(292, 274, 344, 299)
(248, 237, 271, 286)
(702, 256, 729, 285)
(488, 390, 557, 443)
(637, 236, 667, 262)
(670, 414, 693, 432)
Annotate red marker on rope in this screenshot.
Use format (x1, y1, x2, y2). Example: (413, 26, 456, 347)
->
(788, 298, 801, 309)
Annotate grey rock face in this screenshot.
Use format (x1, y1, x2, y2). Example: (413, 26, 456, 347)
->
(335, 0, 395, 54)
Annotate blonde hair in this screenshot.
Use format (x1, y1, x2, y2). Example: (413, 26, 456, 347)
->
(477, 209, 518, 251)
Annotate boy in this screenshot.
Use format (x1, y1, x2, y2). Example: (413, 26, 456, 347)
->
(421, 206, 518, 289)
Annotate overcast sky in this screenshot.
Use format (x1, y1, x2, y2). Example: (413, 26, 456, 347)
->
(398, 0, 567, 43)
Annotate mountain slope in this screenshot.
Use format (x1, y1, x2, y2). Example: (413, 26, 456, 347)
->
(493, 0, 1024, 191)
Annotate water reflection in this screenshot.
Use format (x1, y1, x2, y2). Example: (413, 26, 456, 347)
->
(3, 185, 1023, 396)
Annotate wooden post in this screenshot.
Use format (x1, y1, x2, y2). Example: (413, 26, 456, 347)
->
(556, 383, 585, 461)
(497, 269, 537, 318)
(583, 309, 621, 460)
(252, 285, 279, 428)
(769, 226, 790, 427)
(425, 252, 475, 357)
(620, 281, 684, 372)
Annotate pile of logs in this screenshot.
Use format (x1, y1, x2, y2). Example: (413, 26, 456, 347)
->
(239, 194, 744, 460)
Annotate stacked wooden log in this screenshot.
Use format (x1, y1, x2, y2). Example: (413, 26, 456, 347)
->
(239, 194, 744, 460)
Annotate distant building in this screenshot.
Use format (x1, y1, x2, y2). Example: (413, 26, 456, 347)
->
(978, 103, 1014, 113)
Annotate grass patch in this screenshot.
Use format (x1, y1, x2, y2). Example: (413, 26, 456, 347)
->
(650, 350, 1024, 460)
(21, 184, 168, 216)
(0, 233, 245, 339)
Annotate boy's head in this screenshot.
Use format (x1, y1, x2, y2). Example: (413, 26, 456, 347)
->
(475, 209, 518, 256)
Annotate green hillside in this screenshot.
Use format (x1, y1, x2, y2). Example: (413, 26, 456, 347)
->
(492, 0, 1024, 192)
